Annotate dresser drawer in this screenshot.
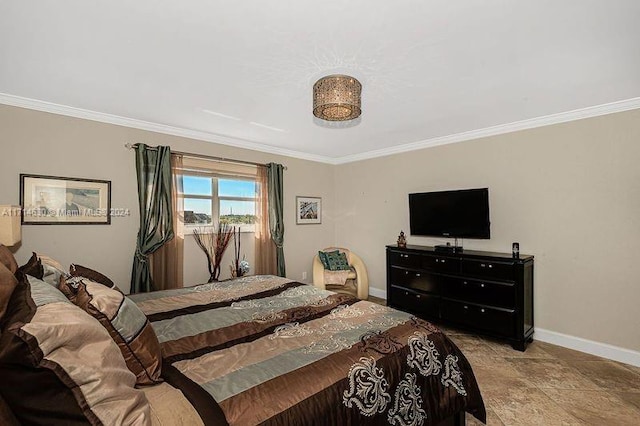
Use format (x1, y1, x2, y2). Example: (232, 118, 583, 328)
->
(390, 287, 439, 317)
(388, 250, 421, 268)
(441, 299, 515, 337)
(389, 267, 439, 294)
(421, 255, 460, 274)
(461, 259, 514, 280)
(440, 276, 515, 309)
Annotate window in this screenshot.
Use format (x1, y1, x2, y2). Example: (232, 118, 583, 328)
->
(182, 175, 257, 232)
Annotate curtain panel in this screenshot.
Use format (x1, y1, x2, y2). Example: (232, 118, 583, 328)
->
(254, 166, 276, 275)
(266, 163, 286, 277)
(131, 144, 174, 293)
(149, 153, 184, 290)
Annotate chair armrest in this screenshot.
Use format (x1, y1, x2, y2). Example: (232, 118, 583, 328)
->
(349, 253, 369, 300)
(312, 255, 326, 290)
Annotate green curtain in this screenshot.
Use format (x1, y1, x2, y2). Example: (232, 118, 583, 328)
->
(131, 144, 174, 293)
(266, 163, 286, 277)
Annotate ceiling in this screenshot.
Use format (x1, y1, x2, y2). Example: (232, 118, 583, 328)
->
(1, 0, 639, 163)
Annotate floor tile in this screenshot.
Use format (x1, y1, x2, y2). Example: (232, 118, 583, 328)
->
(483, 338, 553, 359)
(489, 387, 582, 426)
(466, 408, 504, 426)
(506, 358, 600, 390)
(448, 334, 499, 358)
(435, 324, 470, 336)
(619, 363, 640, 376)
(614, 391, 640, 411)
(541, 388, 640, 425)
(533, 341, 605, 362)
(571, 360, 640, 392)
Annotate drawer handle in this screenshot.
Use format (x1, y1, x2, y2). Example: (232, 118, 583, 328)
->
(480, 283, 485, 288)
(415, 273, 421, 277)
(405, 271, 409, 275)
(463, 281, 468, 285)
(480, 308, 486, 313)
(435, 259, 439, 263)
(416, 294, 421, 299)
(480, 263, 486, 268)
(488, 264, 493, 269)
(463, 305, 469, 309)
(404, 291, 409, 296)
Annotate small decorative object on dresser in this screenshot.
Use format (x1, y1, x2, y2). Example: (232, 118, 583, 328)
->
(296, 196, 321, 224)
(386, 244, 534, 351)
(512, 242, 520, 258)
(397, 230, 407, 247)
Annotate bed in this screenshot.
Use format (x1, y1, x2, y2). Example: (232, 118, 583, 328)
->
(128, 275, 486, 425)
(0, 247, 485, 426)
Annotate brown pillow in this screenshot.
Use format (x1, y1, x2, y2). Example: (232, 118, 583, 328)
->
(61, 277, 163, 386)
(0, 274, 150, 425)
(38, 254, 67, 287)
(0, 245, 18, 274)
(0, 393, 18, 426)
(16, 252, 44, 279)
(69, 264, 115, 288)
(0, 263, 18, 319)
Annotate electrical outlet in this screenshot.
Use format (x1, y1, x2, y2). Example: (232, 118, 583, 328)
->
(302, 271, 308, 280)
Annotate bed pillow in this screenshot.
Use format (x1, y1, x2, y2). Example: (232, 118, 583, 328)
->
(0, 245, 18, 274)
(69, 264, 115, 288)
(16, 252, 44, 280)
(325, 250, 350, 271)
(0, 393, 18, 426)
(38, 254, 67, 287)
(0, 263, 18, 319)
(0, 273, 150, 425)
(61, 277, 163, 386)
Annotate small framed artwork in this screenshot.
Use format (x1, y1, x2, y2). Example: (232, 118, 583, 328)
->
(296, 196, 321, 225)
(20, 174, 112, 225)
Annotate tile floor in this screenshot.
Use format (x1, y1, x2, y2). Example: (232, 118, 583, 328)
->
(366, 297, 640, 425)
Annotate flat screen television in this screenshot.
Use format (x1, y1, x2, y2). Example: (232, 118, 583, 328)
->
(409, 188, 490, 239)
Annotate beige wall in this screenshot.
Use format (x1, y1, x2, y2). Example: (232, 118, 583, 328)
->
(335, 108, 640, 352)
(0, 104, 336, 292)
(2, 103, 639, 354)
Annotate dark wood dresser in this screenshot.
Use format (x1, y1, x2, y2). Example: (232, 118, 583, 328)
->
(386, 245, 534, 350)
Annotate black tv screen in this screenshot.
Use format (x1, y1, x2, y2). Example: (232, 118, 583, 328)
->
(409, 188, 490, 239)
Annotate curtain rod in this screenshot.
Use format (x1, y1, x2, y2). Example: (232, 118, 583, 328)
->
(124, 143, 287, 170)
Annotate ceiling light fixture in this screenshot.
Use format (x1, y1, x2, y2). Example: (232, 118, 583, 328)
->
(313, 74, 362, 121)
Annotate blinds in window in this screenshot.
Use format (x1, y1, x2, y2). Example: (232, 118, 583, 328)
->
(180, 157, 257, 179)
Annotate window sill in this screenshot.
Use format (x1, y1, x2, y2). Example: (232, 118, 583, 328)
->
(183, 227, 256, 236)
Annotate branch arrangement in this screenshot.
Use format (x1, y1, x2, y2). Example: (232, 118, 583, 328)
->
(193, 223, 234, 282)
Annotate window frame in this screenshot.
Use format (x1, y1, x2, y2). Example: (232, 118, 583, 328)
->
(181, 174, 257, 234)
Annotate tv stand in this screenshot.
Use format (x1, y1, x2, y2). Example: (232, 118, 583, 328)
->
(386, 244, 534, 351)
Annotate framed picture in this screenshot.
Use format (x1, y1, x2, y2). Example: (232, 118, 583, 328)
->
(20, 174, 111, 225)
(296, 196, 321, 225)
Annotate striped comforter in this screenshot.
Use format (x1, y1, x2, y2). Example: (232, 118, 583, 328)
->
(130, 275, 485, 426)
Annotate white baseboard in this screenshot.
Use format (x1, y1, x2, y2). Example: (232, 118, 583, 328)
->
(534, 328, 640, 368)
(368, 287, 387, 300)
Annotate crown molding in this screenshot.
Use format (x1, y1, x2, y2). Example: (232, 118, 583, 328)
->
(2, 92, 639, 166)
(332, 97, 640, 164)
(0, 92, 334, 164)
